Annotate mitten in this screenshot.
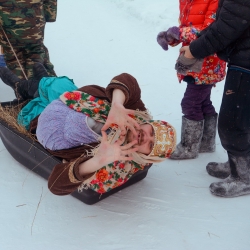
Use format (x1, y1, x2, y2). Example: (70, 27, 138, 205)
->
(175, 53, 203, 75)
(157, 26, 180, 51)
(157, 31, 169, 50)
(166, 26, 180, 43)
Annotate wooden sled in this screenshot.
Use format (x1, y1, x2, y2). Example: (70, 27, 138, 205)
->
(0, 100, 150, 205)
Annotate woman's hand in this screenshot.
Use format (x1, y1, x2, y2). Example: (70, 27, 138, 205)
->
(179, 46, 195, 59)
(102, 89, 140, 137)
(95, 131, 138, 165)
(78, 131, 138, 176)
(102, 101, 140, 136)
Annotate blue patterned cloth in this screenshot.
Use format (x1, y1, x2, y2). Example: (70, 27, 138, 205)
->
(0, 55, 6, 67)
(36, 99, 100, 150)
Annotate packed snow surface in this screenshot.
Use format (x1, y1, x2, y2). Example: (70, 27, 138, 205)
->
(0, 1, 249, 250)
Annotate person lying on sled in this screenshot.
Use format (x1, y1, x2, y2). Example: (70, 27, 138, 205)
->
(0, 64, 176, 195)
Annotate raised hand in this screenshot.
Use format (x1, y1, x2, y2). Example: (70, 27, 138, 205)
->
(102, 89, 140, 137)
(78, 131, 138, 176)
(102, 101, 140, 136)
(95, 131, 138, 167)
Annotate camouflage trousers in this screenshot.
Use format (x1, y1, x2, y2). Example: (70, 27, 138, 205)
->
(2, 42, 56, 80)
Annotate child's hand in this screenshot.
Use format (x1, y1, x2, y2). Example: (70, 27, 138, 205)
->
(180, 46, 195, 59)
(157, 31, 170, 50)
(157, 26, 180, 50)
(166, 26, 180, 42)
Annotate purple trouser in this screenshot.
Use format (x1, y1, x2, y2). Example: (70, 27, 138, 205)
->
(181, 78, 216, 121)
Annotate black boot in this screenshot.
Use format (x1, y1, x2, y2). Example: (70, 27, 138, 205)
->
(199, 113, 218, 153)
(0, 67, 39, 100)
(0, 66, 20, 88)
(33, 62, 49, 81)
(170, 116, 204, 159)
(206, 161, 230, 179)
(17, 79, 40, 100)
(209, 155, 250, 197)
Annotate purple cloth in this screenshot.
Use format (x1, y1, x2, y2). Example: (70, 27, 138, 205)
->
(181, 81, 216, 121)
(36, 99, 100, 150)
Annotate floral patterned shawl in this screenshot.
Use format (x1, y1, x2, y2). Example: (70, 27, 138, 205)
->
(60, 90, 153, 194)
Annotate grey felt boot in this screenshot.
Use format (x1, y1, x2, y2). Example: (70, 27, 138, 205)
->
(209, 156, 250, 197)
(206, 161, 230, 179)
(199, 113, 218, 153)
(0, 67, 39, 100)
(170, 117, 204, 159)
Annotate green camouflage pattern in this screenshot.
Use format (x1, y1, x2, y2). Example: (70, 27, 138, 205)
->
(44, 0, 57, 22)
(0, 0, 57, 79)
(3, 43, 56, 79)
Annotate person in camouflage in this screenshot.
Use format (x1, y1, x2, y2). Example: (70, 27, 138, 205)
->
(0, 0, 57, 79)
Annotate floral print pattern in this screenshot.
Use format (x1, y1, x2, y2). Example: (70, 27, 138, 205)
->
(60, 91, 111, 123)
(85, 160, 144, 194)
(60, 91, 146, 193)
(177, 26, 226, 85)
(171, 0, 226, 86)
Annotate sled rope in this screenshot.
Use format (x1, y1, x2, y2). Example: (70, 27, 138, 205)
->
(0, 25, 28, 80)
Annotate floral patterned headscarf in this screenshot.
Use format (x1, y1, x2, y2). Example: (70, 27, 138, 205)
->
(59, 84, 176, 194)
(60, 90, 176, 164)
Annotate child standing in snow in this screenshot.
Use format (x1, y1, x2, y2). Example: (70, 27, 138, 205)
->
(157, 0, 226, 160)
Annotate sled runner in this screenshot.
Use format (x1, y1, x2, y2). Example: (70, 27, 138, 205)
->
(0, 100, 150, 205)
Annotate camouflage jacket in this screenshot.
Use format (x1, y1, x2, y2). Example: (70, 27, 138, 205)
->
(0, 0, 57, 45)
(43, 0, 57, 22)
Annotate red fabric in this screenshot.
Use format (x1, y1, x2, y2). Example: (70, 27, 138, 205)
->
(179, 0, 218, 30)
(176, 0, 226, 85)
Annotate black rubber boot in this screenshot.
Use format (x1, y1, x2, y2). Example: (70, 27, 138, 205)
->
(170, 116, 204, 159)
(199, 113, 218, 153)
(209, 155, 250, 197)
(206, 161, 230, 179)
(33, 62, 49, 82)
(17, 79, 40, 100)
(0, 66, 20, 88)
(0, 67, 39, 100)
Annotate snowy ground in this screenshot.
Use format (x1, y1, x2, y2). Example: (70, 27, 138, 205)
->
(0, 1, 250, 250)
